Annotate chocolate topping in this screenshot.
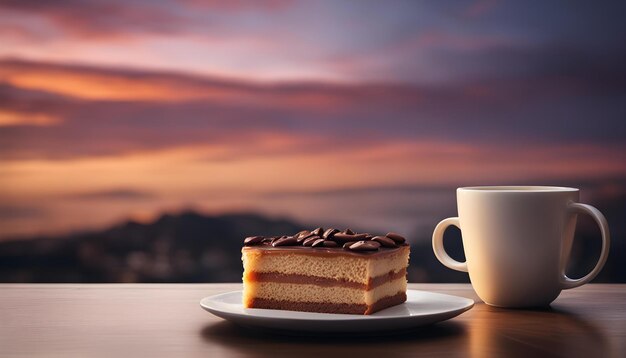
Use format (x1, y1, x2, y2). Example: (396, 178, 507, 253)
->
(272, 236, 298, 247)
(244, 236, 264, 246)
(349, 240, 380, 251)
(295, 230, 310, 239)
(372, 235, 397, 248)
(332, 233, 356, 242)
(243, 228, 409, 252)
(322, 228, 339, 239)
(302, 236, 320, 246)
(270, 236, 283, 243)
(352, 233, 368, 240)
(311, 238, 326, 247)
(296, 232, 315, 243)
(386, 232, 406, 244)
(333, 233, 367, 243)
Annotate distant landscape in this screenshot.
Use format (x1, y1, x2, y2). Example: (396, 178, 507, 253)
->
(1, 209, 623, 283)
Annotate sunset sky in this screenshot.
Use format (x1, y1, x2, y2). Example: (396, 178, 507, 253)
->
(1, 0, 625, 239)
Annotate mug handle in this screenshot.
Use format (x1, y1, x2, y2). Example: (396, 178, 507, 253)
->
(432, 217, 468, 272)
(560, 203, 611, 289)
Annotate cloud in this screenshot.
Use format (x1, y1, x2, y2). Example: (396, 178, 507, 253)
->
(462, 0, 499, 18)
(0, 58, 261, 101)
(0, 0, 292, 42)
(0, 0, 186, 39)
(0, 205, 47, 220)
(439, 42, 626, 88)
(2, 1, 625, 87)
(0, 110, 60, 127)
(65, 188, 156, 201)
(0, 57, 624, 161)
(178, 0, 292, 11)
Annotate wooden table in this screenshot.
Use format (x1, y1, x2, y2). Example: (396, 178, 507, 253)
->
(1, 284, 624, 357)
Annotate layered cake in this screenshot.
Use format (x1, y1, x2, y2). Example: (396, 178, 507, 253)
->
(242, 228, 410, 315)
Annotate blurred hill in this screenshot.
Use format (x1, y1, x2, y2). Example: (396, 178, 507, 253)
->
(0, 210, 623, 283)
(0, 212, 301, 283)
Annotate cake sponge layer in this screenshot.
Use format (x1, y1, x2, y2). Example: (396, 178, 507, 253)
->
(242, 246, 409, 284)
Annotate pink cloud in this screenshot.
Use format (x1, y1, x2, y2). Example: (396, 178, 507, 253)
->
(0, 58, 623, 162)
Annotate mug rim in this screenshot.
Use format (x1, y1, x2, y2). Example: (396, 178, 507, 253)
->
(458, 186, 579, 192)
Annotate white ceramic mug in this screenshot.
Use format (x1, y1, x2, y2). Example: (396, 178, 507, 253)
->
(432, 186, 610, 307)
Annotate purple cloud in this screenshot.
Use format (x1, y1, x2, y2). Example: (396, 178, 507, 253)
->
(1, 1, 625, 85)
(0, 57, 624, 160)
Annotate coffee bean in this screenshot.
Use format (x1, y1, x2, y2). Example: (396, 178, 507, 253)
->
(386, 232, 406, 244)
(244, 236, 264, 246)
(295, 230, 310, 239)
(323, 228, 339, 239)
(311, 238, 326, 247)
(245, 229, 406, 251)
(334, 233, 368, 243)
(333, 233, 357, 243)
(272, 236, 298, 247)
(349, 241, 379, 251)
(372, 236, 397, 248)
(296, 231, 315, 242)
(303, 236, 320, 246)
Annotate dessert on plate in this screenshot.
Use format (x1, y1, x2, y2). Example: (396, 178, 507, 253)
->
(241, 228, 410, 315)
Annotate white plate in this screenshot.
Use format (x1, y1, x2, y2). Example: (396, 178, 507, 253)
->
(200, 290, 474, 333)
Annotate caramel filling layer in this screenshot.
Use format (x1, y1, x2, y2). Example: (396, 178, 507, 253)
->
(245, 268, 406, 290)
(249, 292, 407, 315)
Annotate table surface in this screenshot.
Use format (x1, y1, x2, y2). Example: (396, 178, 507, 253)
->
(1, 284, 624, 358)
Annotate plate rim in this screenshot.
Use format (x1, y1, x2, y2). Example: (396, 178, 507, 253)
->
(200, 289, 474, 323)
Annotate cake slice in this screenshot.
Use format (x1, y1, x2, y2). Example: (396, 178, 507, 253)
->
(242, 228, 410, 315)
